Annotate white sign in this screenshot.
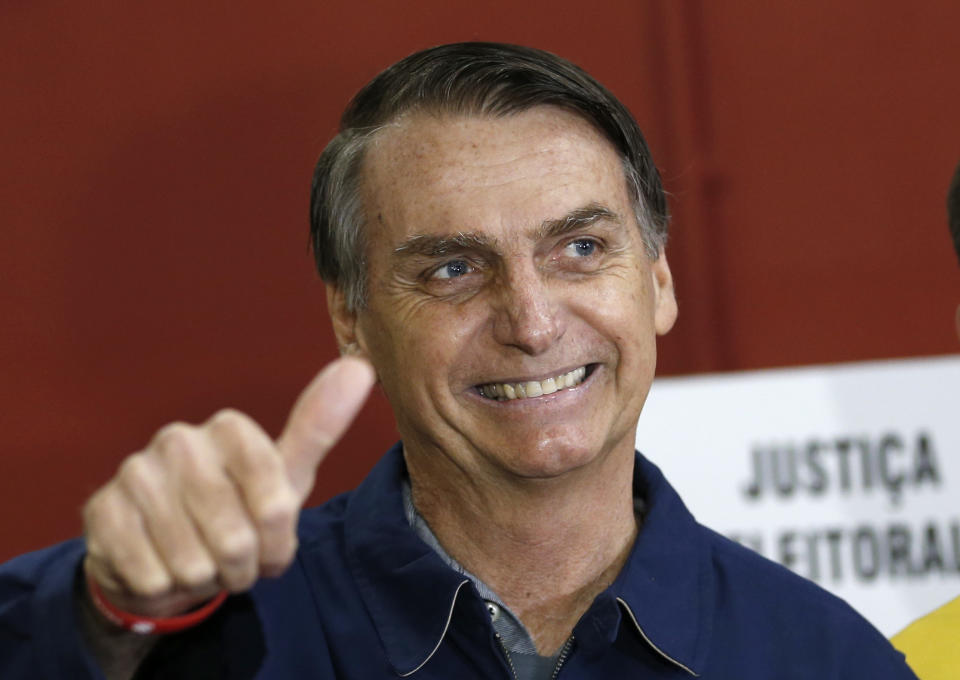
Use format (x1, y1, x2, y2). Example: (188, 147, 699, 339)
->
(637, 355, 960, 637)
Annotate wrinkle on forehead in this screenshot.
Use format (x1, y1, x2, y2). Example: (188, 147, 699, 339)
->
(360, 107, 633, 254)
(366, 107, 617, 194)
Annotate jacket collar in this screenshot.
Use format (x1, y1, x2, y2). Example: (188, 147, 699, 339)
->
(342, 443, 713, 676)
(342, 443, 471, 676)
(600, 453, 714, 676)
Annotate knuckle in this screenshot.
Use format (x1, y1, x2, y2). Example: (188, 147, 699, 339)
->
(208, 408, 248, 435)
(214, 527, 258, 565)
(217, 421, 277, 476)
(171, 558, 217, 590)
(221, 569, 258, 593)
(123, 569, 173, 600)
(261, 535, 298, 574)
(214, 543, 260, 591)
(117, 453, 154, 488)
(306, 428, 336, 452)
(231, 446, 278, 482)
(153, 422, 195, 455)
(255, 492, 298, 532)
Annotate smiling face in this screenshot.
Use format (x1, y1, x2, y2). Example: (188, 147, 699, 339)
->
(329, 107, 677, 484)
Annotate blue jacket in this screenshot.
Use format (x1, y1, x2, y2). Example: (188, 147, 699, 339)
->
(0, 444, 917, 679)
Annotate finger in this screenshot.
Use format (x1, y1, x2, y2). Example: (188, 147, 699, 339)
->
(207, 409, 300, 577)
(167, 433, 261, 593)
(83, 484, 173, 603)
(115, 451, 218, 592)
(277, 356, 375, 499)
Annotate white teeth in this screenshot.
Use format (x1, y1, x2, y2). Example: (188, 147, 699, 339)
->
(479, 366, 588, 401)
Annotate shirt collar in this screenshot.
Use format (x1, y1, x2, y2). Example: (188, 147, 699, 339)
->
(340, 443, 713, 676)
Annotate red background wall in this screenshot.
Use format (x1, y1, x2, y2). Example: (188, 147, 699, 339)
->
(2, 1, 958, 561)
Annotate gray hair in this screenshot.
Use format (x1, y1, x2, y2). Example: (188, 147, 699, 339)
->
(310, 42, 670, 310)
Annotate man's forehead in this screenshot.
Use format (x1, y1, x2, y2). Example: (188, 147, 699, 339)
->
(367, 106, 618, 173)
(361, 108, 627, 230)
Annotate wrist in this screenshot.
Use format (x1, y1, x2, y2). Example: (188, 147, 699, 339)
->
(85, 574, 228, 635)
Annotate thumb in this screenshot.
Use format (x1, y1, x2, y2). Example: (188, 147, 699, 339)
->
(277, 356, 376, 499)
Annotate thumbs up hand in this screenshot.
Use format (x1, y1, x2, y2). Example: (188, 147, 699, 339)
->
(82, 357, 375, 619)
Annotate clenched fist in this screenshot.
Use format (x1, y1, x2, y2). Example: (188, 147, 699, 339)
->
(82, 357, 375, 619)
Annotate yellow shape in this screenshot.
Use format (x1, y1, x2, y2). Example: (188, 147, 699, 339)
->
(891, 596, 960, 679)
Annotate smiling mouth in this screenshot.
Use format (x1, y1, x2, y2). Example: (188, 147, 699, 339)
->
(476, 365, 595, 401)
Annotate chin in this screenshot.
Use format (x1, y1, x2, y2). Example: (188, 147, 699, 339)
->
(497, 435, 609, 480)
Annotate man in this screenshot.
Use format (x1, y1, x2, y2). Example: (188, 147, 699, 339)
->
(890, 162, 960, 679)
(0, 43, 916, 679)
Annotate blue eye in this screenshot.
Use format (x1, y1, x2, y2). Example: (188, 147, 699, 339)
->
(565, 239, 597, 257)
(432, 259, 473, 279)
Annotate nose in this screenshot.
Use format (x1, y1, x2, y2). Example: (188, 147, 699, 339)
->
(491, 265, 565, 355)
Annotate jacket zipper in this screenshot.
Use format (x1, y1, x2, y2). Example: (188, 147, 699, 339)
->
(494, 633, 519, 680)
(550, 635, 575, 679)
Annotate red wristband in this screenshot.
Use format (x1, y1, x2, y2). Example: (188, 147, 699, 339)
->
(86, 574, 228, 635)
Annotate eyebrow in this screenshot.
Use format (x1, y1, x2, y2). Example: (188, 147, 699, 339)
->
(393, 231, 495, 258)
(534, 203, 623, 240)
(392, 203, 622, 258)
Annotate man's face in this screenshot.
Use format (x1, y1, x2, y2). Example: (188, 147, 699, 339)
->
(332, 107, 676, 482)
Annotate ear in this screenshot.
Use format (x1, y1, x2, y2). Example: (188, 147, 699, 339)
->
(325, 285, 368, 359)
(651, 251, 678, 336)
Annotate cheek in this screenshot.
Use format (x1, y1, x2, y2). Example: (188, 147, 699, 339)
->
(576, 270, 654, 330)
(572, 275, 658, 376)
(418, 308, 492, 381)
(360, 300, 484, 388)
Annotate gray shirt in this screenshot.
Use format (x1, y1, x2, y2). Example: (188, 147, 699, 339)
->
(402, 480, 567, 679)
